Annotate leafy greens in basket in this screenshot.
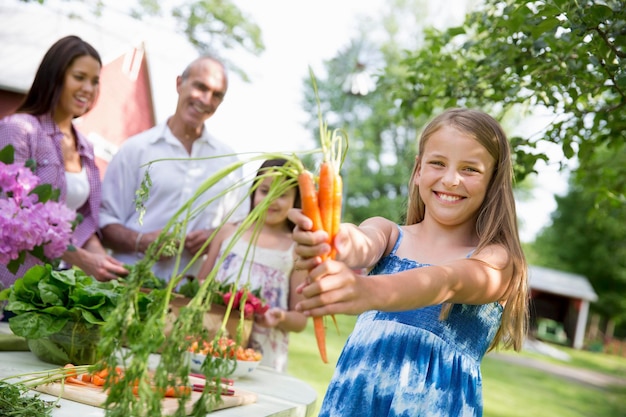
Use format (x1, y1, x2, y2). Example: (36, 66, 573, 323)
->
(0, 264, 150, 339)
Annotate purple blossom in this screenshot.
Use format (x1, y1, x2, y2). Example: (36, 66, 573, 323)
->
(0, 162, 40, 203)
(0, 159, 75, 267)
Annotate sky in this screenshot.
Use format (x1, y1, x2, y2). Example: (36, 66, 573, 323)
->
(209, 0, 473, 154)
(7, 0, 569, 242)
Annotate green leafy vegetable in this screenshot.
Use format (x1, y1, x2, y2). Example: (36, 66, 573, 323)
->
(0, 381, 56, 416)
(0, 265, 153, 365)
(0, 365, 92, 416)
(0, 265, 143, 339)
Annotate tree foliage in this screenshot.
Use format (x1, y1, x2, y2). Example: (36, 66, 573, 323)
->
(302, 0, 433, 224)
(393, 0, 625, 196)
(531, 147, 626, 330)
(302, 0, 625, 323)
(391, 0, 626, 326)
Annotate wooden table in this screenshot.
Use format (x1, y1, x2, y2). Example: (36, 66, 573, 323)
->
(0, 323, 317, 417)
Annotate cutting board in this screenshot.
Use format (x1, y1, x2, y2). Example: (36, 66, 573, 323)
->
(33, 375, 257, 415)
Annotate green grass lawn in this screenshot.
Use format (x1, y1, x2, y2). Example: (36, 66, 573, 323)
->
(287, 315, 626, 417)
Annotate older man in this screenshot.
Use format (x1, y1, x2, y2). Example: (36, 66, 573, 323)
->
(99, 56, 246, 282)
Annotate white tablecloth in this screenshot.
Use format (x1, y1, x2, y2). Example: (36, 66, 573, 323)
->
(0, 323, 317, 417)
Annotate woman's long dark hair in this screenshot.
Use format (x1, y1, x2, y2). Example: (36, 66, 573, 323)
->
(17, 35, 102, 116)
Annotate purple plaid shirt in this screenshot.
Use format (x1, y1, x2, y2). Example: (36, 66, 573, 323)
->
(0, 113, 102, 288)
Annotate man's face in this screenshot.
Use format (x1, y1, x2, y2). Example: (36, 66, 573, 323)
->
(175, 59, 227, 128)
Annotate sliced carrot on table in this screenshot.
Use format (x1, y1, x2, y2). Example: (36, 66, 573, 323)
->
(65, 376, 92, 386)
(63, 363, 77, 378)
(92, 374, 105, 386)
(95, 368, 109, 379)
(164, 385, 192, 398)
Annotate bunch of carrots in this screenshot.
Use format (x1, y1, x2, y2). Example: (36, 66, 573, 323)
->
(297, 69, 347, 364)
(62, 363, 191, 398)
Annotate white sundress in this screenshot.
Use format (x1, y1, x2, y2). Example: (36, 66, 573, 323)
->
(214, 234, 295, 372)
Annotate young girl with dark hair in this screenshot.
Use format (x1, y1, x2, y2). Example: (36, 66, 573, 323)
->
(197, 158, 307, 372)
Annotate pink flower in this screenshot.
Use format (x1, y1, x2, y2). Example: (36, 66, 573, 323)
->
(0, 157, 75, 270)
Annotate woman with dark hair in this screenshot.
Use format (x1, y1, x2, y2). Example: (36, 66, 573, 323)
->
(0, 35, 127, 292)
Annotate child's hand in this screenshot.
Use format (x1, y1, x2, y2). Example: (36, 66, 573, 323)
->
(288, 208, 336, 270)
(255, 307, 286, 328)
(295, 260, 371, 317)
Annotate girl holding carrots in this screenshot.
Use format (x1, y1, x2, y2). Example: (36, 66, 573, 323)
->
(290, 108, 528, 417)
(197, 158, 308, 372)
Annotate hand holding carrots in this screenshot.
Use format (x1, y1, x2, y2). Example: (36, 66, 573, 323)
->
(288, 208, 372, 317)
(295, 259, 374, 317)
(289, 208, 353, 270)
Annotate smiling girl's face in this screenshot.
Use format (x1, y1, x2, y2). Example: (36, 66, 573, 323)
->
(414, 125, 495, 227)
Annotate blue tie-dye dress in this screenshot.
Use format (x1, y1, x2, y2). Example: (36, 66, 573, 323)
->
(318, 227, 502, 417)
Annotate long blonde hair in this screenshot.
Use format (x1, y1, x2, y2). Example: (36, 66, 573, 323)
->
(406, 108, 528, 351)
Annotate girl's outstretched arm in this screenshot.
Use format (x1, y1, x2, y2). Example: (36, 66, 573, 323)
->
(295, 243, 514, 317)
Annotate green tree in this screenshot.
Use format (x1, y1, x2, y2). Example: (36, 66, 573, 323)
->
(391, 0, 626, 330)
(302, 0, 539, 225)
(531, 147, 626, 336)
(393, 0, 625, 197)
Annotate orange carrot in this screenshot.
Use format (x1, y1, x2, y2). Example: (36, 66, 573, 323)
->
(328, 172, 342, 335)
(313, 316, 328, 363)
(298, 170, 329, 363)
(164, 385, 192, 398)
(63, 363, 77, 378)
(92, 374, 105, 386)
(297, 171, 324, 233)
(329, 173, 342, 260)
(65, 376, 91, 386)
(318, 161, 335, 236)
(314, 162, 338, 364)
(95, 368, 109, 379)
